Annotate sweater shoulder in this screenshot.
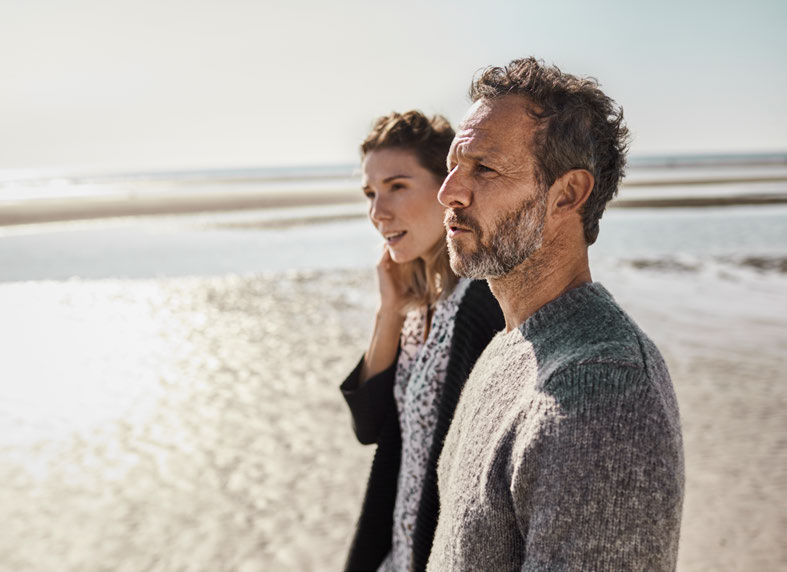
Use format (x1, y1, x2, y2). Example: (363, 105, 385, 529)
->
(520, 287, 678, 425)
(529, 285, 663, 379)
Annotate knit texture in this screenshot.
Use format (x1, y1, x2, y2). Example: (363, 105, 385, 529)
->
(428, 282, 684, 572)
(341, 279, 504, 571)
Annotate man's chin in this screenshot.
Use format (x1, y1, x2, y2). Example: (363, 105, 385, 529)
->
(448, 250, 488, 279)
(450, 243, 517, 279)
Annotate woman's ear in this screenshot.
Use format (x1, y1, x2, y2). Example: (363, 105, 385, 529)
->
(549, 169, 594, 216)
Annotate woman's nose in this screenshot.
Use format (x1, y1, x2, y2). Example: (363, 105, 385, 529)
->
(369, 196, 393, 223)
(438, 167, 472, 209)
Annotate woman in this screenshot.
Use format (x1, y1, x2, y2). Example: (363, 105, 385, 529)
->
(340, 111, 504, 572)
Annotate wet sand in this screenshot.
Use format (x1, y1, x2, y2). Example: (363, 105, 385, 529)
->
(2, 175, 787, 227)
(0, 264, 785, 571)
(0, 187, 364, 226)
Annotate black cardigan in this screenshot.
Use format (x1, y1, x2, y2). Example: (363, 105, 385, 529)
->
(340, 280, 504, 572)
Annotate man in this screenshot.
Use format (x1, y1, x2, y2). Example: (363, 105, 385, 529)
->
(427, 58, 684, 571)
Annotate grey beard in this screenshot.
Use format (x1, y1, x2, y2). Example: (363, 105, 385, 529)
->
(447, 195, 546, 279)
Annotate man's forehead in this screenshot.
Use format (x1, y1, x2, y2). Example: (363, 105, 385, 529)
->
(452, 96, 535, 158)
(459, 95, 534, 129)
(450, 131, 506, 161)
(458, 101, 493, 130)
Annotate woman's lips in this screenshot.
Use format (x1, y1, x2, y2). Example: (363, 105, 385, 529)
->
(384, 230, 407, 245)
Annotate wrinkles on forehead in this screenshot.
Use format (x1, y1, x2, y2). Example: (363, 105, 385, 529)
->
(449, 133, 509, 165)
(449, 99, 537, 174)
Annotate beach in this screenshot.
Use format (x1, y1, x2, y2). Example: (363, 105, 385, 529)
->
(0, 203, 786, 571)
(4, 0, 787, 566)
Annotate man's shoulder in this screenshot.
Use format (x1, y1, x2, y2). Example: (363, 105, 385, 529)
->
(513, 283, 673, 407)
(533, 284, 660, 369)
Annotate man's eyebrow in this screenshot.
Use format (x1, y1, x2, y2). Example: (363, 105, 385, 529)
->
(455, 147, 501, 164)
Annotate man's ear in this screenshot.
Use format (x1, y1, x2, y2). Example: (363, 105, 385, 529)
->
(549, 169, 594, 216)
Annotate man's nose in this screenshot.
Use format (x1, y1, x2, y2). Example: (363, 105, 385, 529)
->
(438, 167, 472, 209)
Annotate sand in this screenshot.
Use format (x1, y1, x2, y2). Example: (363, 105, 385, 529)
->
(0, 262, 785, 571)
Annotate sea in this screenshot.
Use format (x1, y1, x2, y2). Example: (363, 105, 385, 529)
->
(1, 152, 786, 282)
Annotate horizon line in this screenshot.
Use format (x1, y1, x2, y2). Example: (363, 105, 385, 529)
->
(2, 150, 787, 185)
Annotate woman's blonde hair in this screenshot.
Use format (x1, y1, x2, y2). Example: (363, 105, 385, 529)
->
(361, 111, 458, 309)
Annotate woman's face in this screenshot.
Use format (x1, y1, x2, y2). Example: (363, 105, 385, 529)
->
(362, 148, 446, 264)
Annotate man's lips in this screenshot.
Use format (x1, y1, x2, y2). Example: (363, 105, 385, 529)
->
(447, 225, 471, 238)
(444, 218, 474, 238)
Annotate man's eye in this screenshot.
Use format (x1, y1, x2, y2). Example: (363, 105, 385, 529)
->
(391, 183, 405, 191)
(477, 164, 495, 174)
(363, 190, 374, 199)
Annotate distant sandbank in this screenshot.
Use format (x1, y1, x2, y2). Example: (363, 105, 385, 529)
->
(1, 179, 786, 227)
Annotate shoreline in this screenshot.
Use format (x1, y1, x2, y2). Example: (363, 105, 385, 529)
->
(0, 189, 363, 227)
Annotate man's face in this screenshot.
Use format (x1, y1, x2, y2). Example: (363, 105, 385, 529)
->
(438, 95, 548, 279)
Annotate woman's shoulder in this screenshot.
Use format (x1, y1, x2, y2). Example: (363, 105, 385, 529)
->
(454, 278, 505, 330)
(463, 278, 491, 296)
(459, 279, 497, 306)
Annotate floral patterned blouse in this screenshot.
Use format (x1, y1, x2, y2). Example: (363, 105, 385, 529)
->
(378, 278, 472, 572)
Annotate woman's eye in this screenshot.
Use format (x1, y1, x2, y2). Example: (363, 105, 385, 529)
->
(363, 190, 374, 199)
(390, 183, 405, 191)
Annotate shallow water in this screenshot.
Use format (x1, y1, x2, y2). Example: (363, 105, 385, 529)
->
(1, 204, 786, 283)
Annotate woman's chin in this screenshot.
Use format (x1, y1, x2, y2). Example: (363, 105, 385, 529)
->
(388, 248, 417, 264)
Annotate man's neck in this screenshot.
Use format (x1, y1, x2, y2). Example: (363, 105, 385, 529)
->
(488, 245, 592, 332)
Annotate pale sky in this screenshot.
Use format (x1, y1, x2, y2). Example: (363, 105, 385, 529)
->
(1, 0, 785, 172)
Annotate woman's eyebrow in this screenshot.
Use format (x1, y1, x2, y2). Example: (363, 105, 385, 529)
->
(382, 174, 412, 184)
(362, 174, 414, 191)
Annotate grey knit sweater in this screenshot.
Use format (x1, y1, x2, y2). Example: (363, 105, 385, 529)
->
(428, 283, 684, 571)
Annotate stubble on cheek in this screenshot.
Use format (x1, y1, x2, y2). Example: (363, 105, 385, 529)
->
(446, 194, 547, 279)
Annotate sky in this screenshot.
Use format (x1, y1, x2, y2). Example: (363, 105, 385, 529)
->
(1, 0, 786, 173)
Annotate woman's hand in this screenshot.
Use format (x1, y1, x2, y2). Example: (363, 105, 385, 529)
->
(359, 247, 409, 383)
(375, 247, 411, 318)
